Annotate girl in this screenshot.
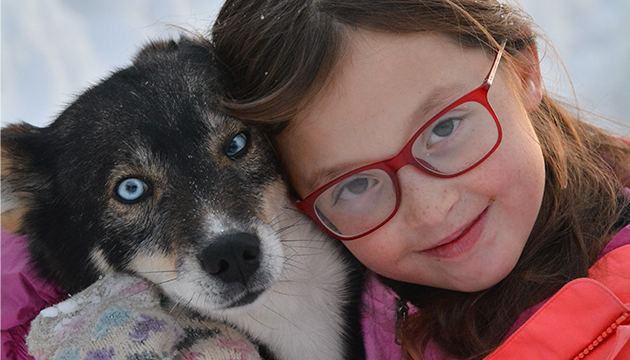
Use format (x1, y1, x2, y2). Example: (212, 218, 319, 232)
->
(210, 0, 630, 359)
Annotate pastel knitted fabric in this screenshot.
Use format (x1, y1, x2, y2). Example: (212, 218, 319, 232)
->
(26, 272, 262, 360)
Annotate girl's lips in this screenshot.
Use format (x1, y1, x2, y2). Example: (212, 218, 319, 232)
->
(421, 207, 489, 258)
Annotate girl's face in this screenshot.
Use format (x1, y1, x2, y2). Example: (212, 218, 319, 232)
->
(278, 32, 546, 292)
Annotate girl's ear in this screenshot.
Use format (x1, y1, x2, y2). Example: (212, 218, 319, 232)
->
(514, 42, 543, 112)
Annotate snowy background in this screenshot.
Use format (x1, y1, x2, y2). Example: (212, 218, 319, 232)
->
(2, 0, 629, 134)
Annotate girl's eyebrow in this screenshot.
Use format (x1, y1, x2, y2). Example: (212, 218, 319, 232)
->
(306, 162, 358, 195)
(409, 82, 470, 125)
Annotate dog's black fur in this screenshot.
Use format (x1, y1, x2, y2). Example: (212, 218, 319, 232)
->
(2, 38, 365, 360)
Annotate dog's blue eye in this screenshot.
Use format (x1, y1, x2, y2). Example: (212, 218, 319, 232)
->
(226, 133, 248, 157)
(116, 178, 146, 202)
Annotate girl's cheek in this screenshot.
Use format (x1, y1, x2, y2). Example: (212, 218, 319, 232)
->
(490, 118, 546, 222)
(341, 231, 400, 276)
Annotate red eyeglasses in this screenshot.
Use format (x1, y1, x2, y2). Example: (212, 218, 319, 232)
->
(295, 41, 507, 240)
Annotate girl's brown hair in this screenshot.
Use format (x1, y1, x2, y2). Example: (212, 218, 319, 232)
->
(212, 1, 630, 359)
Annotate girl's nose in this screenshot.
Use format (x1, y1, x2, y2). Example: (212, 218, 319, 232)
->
(395, 165, 459, 228)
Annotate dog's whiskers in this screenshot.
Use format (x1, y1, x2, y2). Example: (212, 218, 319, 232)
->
(136, 270, 178, 274)
(153, 277, 179, 286)
(266, 212, 287, 227)
(279, 260, 309, 274)
(270, 288, 305, 297)
(172, 298, 193, 322)
(166, 299, 183, 315)
(261, 303, 300, 329)
(279, 237, 325, 242)
(246, 312, 278, 330)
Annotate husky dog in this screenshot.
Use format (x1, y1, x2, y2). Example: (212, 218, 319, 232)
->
(1, 38, 365, 360)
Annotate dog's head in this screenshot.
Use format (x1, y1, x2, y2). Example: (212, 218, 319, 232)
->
(1, 38, 296, 315)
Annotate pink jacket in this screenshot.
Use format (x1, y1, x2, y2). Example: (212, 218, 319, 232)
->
(361, 223, 630, 360)
(486, 239, 630, 359)
(1, 229, 66, 360)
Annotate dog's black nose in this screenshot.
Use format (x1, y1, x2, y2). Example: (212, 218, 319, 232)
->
(200, 232, 261, 286)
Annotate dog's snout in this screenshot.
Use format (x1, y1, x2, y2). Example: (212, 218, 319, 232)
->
(200, 232, 261, 286)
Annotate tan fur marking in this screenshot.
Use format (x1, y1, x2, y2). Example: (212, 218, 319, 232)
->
(257, 177, 291, 224)
(90, 249, 115, 274)
(1, 208, 26, 233)
(1, 146, 30, 232)
(129, 253, 178, 284)
(1, 146, 14, 178)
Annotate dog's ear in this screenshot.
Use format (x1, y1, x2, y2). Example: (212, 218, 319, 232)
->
(1, 122, 50, 233)
(133, 39, 180, 61)
(133, 37, 214, 65)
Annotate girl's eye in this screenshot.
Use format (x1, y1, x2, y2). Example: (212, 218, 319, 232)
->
(334, 176, 378, 203)
(433, 118, 458, 136)
(427, 116, 463, 146)
(115, 178, 148, 203)
(225, 132, 249, 158)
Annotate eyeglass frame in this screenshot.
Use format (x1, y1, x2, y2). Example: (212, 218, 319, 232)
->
(294, 41, 507, 240)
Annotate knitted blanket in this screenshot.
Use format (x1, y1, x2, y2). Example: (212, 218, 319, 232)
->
(26, 272, 262, 360)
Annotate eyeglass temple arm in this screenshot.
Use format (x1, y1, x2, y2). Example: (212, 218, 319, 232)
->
(484, 40, 508, 89)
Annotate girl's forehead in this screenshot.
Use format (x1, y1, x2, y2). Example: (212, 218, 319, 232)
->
(291, 32, 490, 134)
(344, 31, 473, 71)
(312, 32, 488, 112)
(279, 31, 498, 193)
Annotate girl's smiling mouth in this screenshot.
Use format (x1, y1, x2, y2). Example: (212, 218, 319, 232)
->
(421, 207, 489, 259)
